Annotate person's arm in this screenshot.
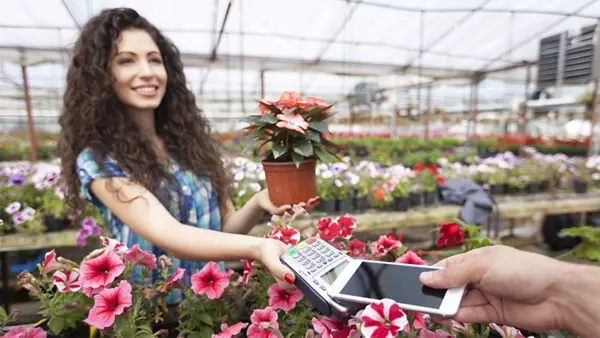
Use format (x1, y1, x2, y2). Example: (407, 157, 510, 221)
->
(555, 262, 600, 337)
(90, 178, 269, 263)
(220, 195, 281, 235)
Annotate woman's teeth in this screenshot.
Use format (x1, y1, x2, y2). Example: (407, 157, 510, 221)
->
(136, 87, 156, 93)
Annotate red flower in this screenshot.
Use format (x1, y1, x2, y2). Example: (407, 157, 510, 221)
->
(212, 322, 249, 338)
(318, 218, 342, 242)
(403, 312, 429, 333)
(337, 215, 357, 239)
(436, 222, 464, 248)
(3, 326, 47, 338)
(84, 280, 132, 329)
(79, 250, 125, 289)
(52, 270, 81, 292)
(123, 244, 157, 269)
(312, 317, 359, 338)
(413, 162, 425, 172)
(241, 259, 254, 284)
(258, 99, 275, 114)
(277, 91, 302, 109)
(348, 239, 366, 258)
(265, 226, 300, 246)
(191, 262, 233, 300)
(247, 307, 280, 338)
(395, 251, 427, 266)
(100, 236, 128, 256)
(160, 268, 186, 293)
(489, 323, 528, 338)
(413, 163, 439, 175)
(419, 329, 455, 338)
(369, 234, 402, 255)
(267, 283, 304, 311)
(435, 175, 446, 185)
(359, 299, 408, 338)
(41, 250, 62, 275)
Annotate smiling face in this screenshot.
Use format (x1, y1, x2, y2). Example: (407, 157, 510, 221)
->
(110, 28, 167, 114)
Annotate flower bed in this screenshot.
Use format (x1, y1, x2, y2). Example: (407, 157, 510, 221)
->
(3, 207, 586, 338)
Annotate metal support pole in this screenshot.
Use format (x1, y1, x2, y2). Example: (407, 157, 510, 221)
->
(472, 79, 480, 141)
(587, 78, 599, 157)
(425, 84, 432, 141)
(22, 64, 37, 163)
(260, 70, 265, 98)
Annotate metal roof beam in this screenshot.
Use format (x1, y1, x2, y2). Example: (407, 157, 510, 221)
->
(312, 0, 363, 65)
(60, 0, 81, 30)
(210, 0, 234, 62)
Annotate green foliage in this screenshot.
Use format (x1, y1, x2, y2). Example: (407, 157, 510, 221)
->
(559, 226, 600, 262)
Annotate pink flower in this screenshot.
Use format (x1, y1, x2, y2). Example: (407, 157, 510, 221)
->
(451, 321, 470, 334)
(277, 91, 302, 109)
(265, 226, 300, 246)
(212, 322, 249, 338)
(84, 280, 133, 329)
(247, 307, 280, 338)
(12, 212, 26, 226)
(5, 202, 21, 215)
(317, 218, 341, 242)
(419, 329, 455, 338)
(52, 270, 81, 292)
(40, 250, 63, 274)
(348, 239, 366, 258)
(191, 262, 233, 299)
(276, 113, 309, 134)
(241, 260, 254, 284)
(395, 251, 427, 266)
(3, 326, 47, 338)
(403, 312, 429, 333)
(489, 324, 531, 338)
(337, 215, 357, 239)
(359, 299, 408, 338)
(312, 317, 359, 338)
(21, 207, 36, 220)
(100, 236, 128, 256)
(160, 268, 186, 293)
(369, 233, 403, 255)
(82, 285, 104, 298)
(267, 283, 304, 311)
(258, 99, 275, 114)
(124, 244, 157, 269)
(79, 250, 125, 289)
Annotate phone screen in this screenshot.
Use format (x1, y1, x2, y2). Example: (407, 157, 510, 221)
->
(340, 261, 447, 309)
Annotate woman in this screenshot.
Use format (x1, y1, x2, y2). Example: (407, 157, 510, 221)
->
(58, 7, 318, 303)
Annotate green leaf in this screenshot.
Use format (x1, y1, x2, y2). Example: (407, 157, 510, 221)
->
(286, 332, 295, 338)
(586, 247, 600, 261)
(309, 121, 329, 134)
(48, 317, 65, 334)
(198, 313, 213, 326)
(136, 325, 154, 334)
(305, 129, 321, 143)
(248, 128, 269, 139)
(241, 115, 263, 124)
(292, 139, 313, 157)
(292, 151, 304, 168)
(480, 237, 491, 246)
(260, 114, 278, 124)
(272, 142, 287, 159)
(197, 326, 214, 338)
(0, 307, 7, 321)
(313, 146, 330, 162)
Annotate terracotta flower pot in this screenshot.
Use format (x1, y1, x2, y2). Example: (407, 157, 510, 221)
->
(262, 158, 317, 206)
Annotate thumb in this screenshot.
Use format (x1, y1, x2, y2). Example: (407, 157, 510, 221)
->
(260, 242, 296, 289)
(419, 261, 485, 289)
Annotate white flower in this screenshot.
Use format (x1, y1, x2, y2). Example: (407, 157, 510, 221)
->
(258, 171, 266, 181)
(248, 182, 262, 192)
(21, 207, 36, 220)
(437, 158, 450, 167)
(238, 189, 247, 197)
(592, 173, 600, 181)
(234, 172, 245, 182)
(334, 179, 343, 187)
(321, 170, 333, 179)
(347, 172, 360, 186)
(5, 202, 21, 215)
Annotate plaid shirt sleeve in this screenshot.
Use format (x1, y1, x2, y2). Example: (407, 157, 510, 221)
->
(76, 148, 128, 209)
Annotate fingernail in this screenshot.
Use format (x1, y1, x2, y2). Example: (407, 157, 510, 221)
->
(420, 271, 433, 282)
(311, 197, 321, 205)
(284, 272, 295, 285)
(286, 206, 293, 211)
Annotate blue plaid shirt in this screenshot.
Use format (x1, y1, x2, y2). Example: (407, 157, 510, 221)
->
(76, 147, 224, 303)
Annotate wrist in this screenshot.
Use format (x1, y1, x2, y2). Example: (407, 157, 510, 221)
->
(248, 236, 267, 261)
(553, 262, 600, 336)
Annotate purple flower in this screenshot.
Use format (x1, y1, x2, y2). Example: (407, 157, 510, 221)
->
(9, 175, 25, 186)
(21, 207, 35, 220)
(12, 212, 26, 226)
(75, 230, 87, 246)
(572, 177, 581, 183)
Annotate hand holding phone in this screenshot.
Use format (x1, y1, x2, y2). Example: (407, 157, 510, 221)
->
(327, 260, 466, 317)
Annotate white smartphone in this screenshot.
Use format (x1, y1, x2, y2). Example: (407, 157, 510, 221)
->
(327, 260, 466, 317)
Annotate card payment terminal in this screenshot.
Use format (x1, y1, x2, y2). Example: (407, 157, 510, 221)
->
(280, 237, 357, 318)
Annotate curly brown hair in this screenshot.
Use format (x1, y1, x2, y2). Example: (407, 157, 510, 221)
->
(58, 7, 231, 215)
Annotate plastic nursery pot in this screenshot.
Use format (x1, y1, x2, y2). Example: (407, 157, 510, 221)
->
(423, 191, 437, 205)
(319, 199, 337, 214)
(337, 197, 354, 212)
(574, 181, 588, 194)
(393, 197, 409, 211)
(262, 158, 317, 206)
(354, 196, 369, 211)
(490, 184, 505, 195)
(408, 192, 422, 207)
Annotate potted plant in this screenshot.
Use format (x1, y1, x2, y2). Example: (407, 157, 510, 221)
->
(391, 179, 410, 212)
(316, 167, 336, 214)
(408, 180, 423, 208)
(353, 173, 371, 212)
(413, 163, 444, 206)
(333, 176, 355, 213)
(242, 91, 337, 206)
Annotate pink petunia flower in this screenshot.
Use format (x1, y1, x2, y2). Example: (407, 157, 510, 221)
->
(336, 215, 357, 239)
(241, 259, 254, 284)
(12, 212, 26, 226)
(5, 202, 21, 215)
(312, 317, 341, 338)
(124, 245, 157, 269)
(84, 280, 133, 329)
(317, 218, 342, 242)
(359, 299, 408, 338)
(40, 250, 63, 275)
(79, 250, 125, 289)
(265, 226, 300, 246)
(160, 267, 186, 293)
(267, 283, 304, 311)
(52, 270, 81, 292)
(191, 262, 233, 300)
(100, 236, 128, 256)
(348, 239, 366, 258)
(276, 113, 309, 135)
(489, 323, 533, 338)
(21, 207, 36, 220)
(419, 329, 455, 338)
(247, 307, 280, 338)
(395, 251, 428, 266)
(369, 233, 403, 256)
(3, 326, 47, 338)
(82, 284, 105, 298)
(212, 322, 249, 338)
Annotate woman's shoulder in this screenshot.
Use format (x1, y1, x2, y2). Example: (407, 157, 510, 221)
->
(76, 147, 124, 176)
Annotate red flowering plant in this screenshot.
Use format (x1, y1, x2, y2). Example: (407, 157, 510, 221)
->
(242, 91, 338, 167)
(413, 163, 445, 193)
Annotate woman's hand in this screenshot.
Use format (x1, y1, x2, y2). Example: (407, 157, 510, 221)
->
(257, 238, 297, 291)
(254, 189, 320, 215)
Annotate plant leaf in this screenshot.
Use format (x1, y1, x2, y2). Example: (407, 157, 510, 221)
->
(292, 151, 304, 168)
(48, 317, 65, 335)
(198, 326, 214, 338)
(272, 141, 287, 159)
(248, 128, 269, 139)
(305, 129, 321, 143)
(260, 114, 278, 124)
(293, 139, 314, 157)
(198, 313, 213, 326)
(241, 115, 263, 124)
(258, 100, 282, 115)
(586, 247, 600, 261)
(309, 121, 329, 134)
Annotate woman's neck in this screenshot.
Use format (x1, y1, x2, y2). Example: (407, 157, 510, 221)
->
(127, 108, 157, 138)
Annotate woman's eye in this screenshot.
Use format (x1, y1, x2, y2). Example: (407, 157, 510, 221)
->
(117, 58, 133, 65)
(150, 58, 163, 64)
